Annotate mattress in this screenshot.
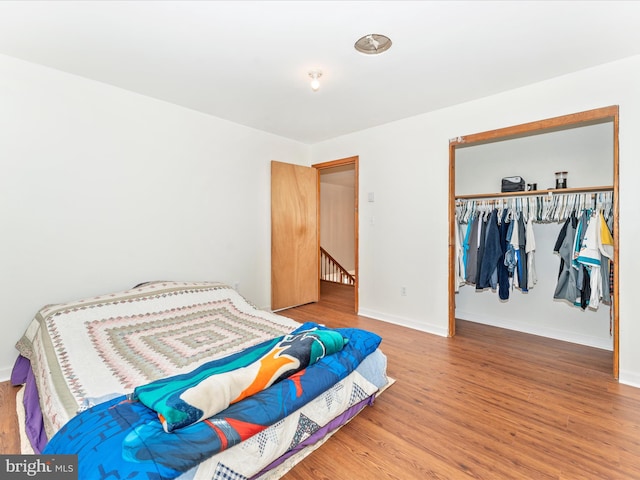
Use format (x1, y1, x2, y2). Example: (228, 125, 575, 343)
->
(13, 281, 388, 479)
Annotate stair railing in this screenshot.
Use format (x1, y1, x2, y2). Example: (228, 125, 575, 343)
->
(320, 247, 355, 285)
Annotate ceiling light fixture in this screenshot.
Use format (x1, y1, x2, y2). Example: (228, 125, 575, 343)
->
(354, 34, 392, 55)
(308, 69, 322, 91)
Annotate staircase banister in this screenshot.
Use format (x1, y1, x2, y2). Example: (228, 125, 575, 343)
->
(320, 247, 355, 285)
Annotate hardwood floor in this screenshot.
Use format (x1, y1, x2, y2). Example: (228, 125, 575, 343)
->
(2, 281, 640, 479)
(0, 375, 20, 454)
(282, 282, 640, 479)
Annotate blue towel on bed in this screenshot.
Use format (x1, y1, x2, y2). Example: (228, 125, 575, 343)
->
(134, 327, 347, 432)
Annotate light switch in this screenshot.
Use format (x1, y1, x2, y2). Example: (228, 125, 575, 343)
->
(368, 192, 375, 202)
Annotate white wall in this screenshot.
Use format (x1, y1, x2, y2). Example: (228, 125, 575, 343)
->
(320, 182, 355, 271)
(311, 55, 640, 387)
(0, 54, 310, 379)
(455, 122, 614, 195)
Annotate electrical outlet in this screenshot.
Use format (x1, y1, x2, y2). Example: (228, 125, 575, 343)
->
(401, 286, 407, 296)
(234, 281, 240, 291)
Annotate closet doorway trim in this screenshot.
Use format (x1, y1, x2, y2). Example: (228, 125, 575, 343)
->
(447, 105, 619, 378)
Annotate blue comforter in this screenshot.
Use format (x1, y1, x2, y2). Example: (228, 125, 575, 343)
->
(43, 322, 381, 480)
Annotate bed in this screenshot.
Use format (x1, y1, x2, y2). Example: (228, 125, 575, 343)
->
(11, 281, 388, 479)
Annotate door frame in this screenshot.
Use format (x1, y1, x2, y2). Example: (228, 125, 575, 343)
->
(448, 105, 619, 378)
(312, 156, 359, 313)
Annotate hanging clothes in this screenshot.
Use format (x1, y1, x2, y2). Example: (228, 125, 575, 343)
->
(576, 211, 604, 308)
(475, 213, 488, 285)
(454, 214, 466, 292)
(551, 207, 614, 311)
(599, 211, 614, 305)
(526, 216, 538, 289)
(516, 215, 528, 292)
(465, 212, 480, 285)
(497, 209, 511, 300)
(554, 210, 592, 310)
(462, 216, 473, 275)
(574, 210, 615, 309)
(553, 215, 580, 305)
(505, 212, 528, 292)
(576, 212, 592, 310)
(477, 209, 501, 290)
(504, 216, 517, 279)
(455, 190, 613, 311)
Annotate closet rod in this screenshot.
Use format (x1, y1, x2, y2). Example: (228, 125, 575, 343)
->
(455, 193, 609, 207)
(455, 185, 613, 201)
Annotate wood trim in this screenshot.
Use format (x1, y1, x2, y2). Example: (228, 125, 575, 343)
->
(316, 166, 321, 303)
(613, 109, 620, 379)
(450, 105, 619, 147)
(455, 185, 613, 201)
(312, 156, 358, 170)
(448, 141, 457, 337)
(313, 156, 359, 313)
(448, 105, 619, 378)
(354, 158, 359, 313)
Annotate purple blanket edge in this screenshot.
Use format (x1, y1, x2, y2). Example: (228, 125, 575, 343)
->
(10, 355, 47, 454)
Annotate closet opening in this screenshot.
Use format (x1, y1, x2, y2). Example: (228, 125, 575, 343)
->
(448, 106, 619, 378)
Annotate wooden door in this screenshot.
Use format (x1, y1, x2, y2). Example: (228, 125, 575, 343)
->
(271, 161, 319, 310)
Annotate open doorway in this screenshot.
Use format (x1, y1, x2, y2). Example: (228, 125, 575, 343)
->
(313, 157, 358, 313)
(448, 106, 619, 378)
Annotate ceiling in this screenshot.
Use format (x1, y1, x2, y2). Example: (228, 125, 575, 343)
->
(1, 1, 639, 144)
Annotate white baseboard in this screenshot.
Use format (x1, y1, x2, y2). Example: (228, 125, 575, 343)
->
(456, 309, 613, 351)
(357, 308, 449, 337)
(619, 370, 640, 389)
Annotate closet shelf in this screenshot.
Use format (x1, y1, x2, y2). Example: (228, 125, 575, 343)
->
(455, 185, 613, 201)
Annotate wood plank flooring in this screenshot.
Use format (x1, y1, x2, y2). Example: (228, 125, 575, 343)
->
(281, 282, 640, 479)
(0, 375, 20, 454)
(2, 281, 640, 479)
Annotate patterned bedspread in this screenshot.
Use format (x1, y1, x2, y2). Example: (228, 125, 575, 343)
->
(15, 281, 302, 438)
(15, 281, 388, 480)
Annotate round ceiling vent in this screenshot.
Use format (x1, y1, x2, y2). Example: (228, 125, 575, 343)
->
(354, 34, 392, 55)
